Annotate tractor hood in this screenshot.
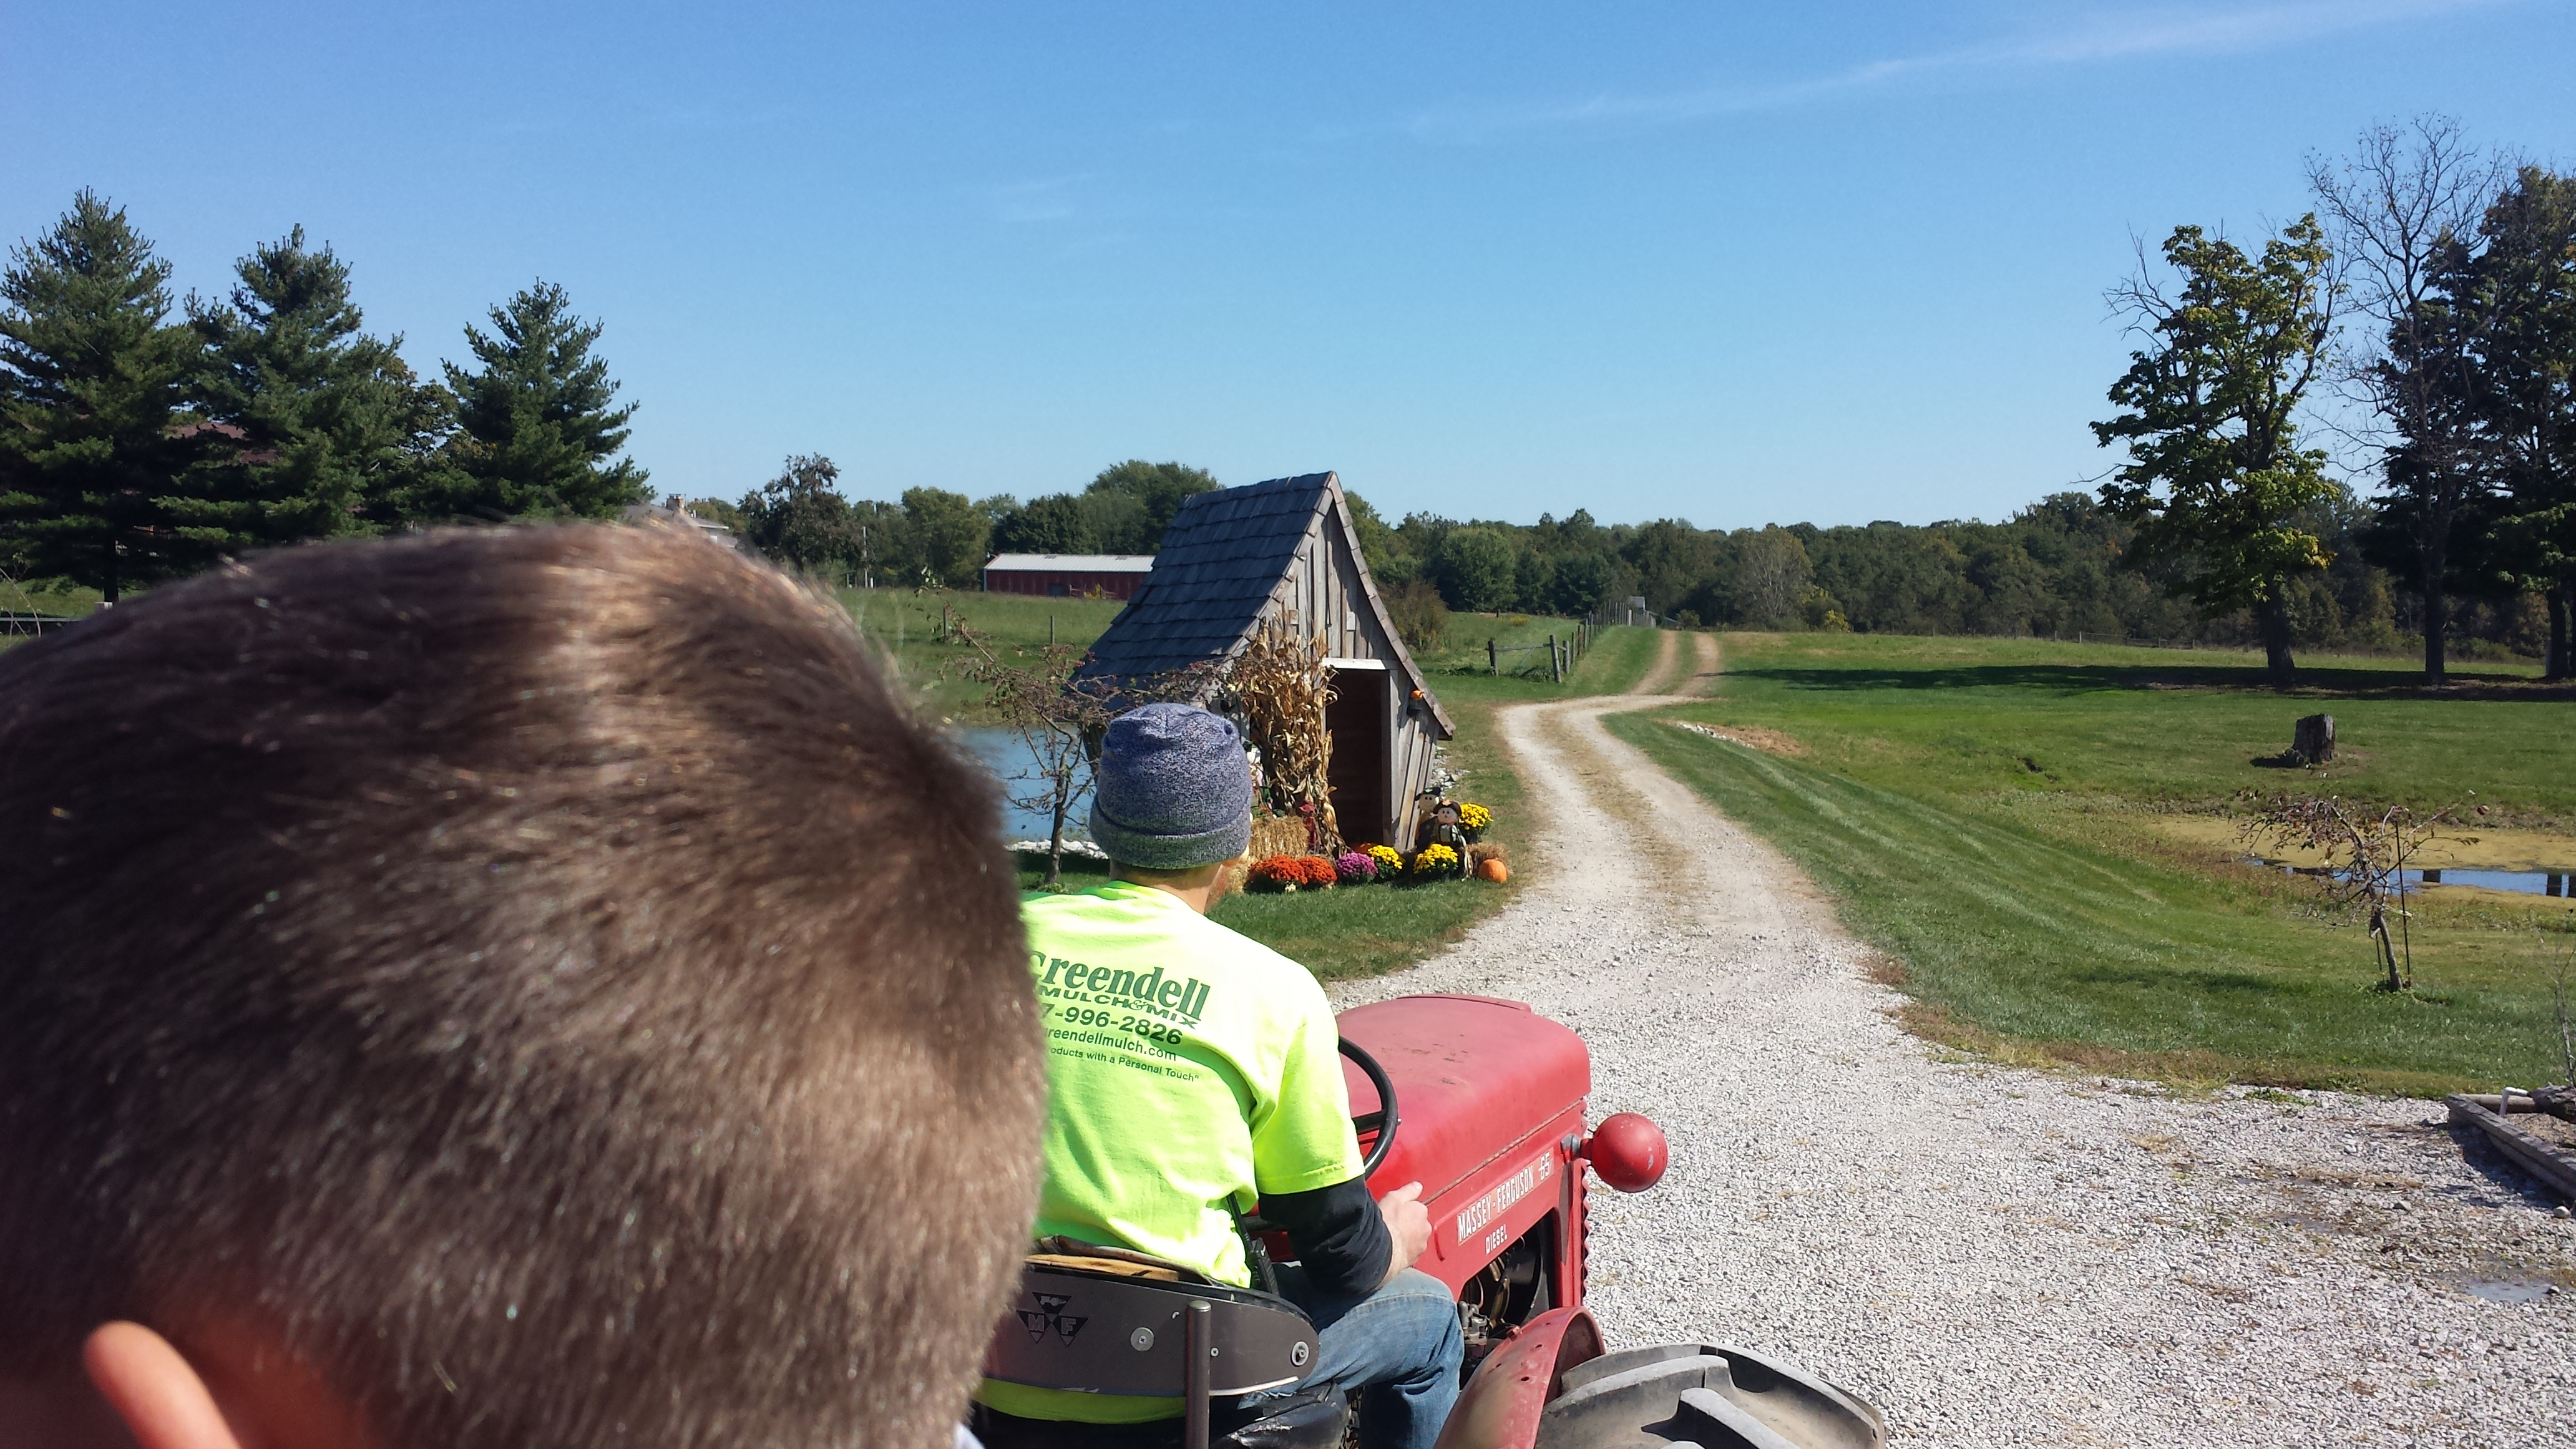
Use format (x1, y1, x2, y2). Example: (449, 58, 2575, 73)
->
(1337, 995, 1591, 1206)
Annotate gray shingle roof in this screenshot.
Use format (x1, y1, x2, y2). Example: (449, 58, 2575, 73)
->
(1073, 474, 1335, 685)
(1073, 472, 1451, 738)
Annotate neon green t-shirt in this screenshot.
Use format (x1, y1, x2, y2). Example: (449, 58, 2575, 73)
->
(978, 880, 1364, 1424)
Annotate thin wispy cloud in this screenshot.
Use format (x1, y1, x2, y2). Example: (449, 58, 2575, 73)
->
(1402, 0, 2523, 140)
(982, 174, 1092, 224)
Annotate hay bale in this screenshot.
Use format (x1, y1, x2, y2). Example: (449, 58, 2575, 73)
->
(1251, 815, 1310, 859)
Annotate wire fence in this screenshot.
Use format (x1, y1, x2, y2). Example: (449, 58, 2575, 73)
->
(1481, 617, 1612, 682)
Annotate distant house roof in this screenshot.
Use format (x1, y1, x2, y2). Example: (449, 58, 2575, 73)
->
(983, 554, 1157, 573)
(1074, 472, 1451, 733)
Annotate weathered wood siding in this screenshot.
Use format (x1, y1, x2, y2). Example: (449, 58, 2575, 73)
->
(1256, 509, 1440, 846)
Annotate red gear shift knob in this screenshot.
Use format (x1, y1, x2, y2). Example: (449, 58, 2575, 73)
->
(1582, 1112, 1668, 1193)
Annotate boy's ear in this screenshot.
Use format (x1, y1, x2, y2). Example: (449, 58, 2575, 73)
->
(81, 1320, 372, 1449)
(83, 1322, 246, 1449)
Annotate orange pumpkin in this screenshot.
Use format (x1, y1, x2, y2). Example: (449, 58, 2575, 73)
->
(1475, 858, 1509, 884)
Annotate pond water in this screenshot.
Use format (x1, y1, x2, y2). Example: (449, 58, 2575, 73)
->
(955, 726, 1093, 845)
(2247, 860, 2574, 898)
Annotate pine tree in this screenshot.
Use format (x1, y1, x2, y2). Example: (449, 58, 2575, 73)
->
(414, 281, 645, 520)
(0, 191, 213, 601)
(187, 227, 440, 543)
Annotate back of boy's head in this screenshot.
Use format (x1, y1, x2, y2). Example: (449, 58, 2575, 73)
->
(0, 525, 1046, 1449)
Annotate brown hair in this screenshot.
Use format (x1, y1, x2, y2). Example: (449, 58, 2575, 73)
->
(0, 525, 1045, 1449)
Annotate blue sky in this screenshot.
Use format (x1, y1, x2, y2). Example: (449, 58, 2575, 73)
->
(5, 2, 2572, 528)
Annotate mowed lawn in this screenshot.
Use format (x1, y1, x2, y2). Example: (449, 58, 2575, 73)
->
(1609, 632, 2576, 1095)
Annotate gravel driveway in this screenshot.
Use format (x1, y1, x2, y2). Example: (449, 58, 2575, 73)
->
(1335, 635, 2576, 1447)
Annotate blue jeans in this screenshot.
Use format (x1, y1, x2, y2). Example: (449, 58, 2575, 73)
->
(1259, 1266, 1463, 1449)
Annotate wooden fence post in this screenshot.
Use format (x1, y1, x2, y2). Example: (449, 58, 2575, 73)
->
(1488, 638, 1497, 674)
(1549, 633, 1561, 683)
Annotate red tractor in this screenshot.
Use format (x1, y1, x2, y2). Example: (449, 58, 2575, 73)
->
(985, 994, 1886, 1449)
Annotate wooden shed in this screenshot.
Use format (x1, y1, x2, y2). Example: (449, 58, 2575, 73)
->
(1073, 472, 1454, 850)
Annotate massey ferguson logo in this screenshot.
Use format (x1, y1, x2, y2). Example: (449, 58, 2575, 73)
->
(1017, 1292, 1088, 1345)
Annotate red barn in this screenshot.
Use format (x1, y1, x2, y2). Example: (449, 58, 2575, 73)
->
(981, 553, 1155, 601)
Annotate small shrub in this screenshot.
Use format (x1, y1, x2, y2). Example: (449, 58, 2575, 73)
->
(1456, 802, 1492, 835)
(1412, 843, 1461, 878)
(1388, 579, 1450, 650)
(1335, 849, 1378, 885)
(1366, 844, 1404, 878)
(1247, 854, 1307, 892)
(1251, 853, 1338, 892)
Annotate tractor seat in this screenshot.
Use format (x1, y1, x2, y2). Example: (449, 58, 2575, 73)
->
(977, 1244, 1349, 1449)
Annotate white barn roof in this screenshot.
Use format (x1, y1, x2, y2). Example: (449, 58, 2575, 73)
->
(983, 553, 1156, 573)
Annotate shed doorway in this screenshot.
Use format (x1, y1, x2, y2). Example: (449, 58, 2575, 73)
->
(1324, 666, 1390, 847)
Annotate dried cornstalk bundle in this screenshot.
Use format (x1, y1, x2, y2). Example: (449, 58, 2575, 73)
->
(1225, 613, 1340, 854)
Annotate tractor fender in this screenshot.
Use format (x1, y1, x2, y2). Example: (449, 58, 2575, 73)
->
(1430, 1307, 1604, 1449)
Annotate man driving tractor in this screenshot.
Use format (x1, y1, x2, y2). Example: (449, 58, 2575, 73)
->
(973, 703, 1463, 1449)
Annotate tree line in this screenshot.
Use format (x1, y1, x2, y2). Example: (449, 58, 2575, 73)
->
(704, 456, 1221, 590)
(1, 192, 645, 601)
(1345, 487, 2471, 659)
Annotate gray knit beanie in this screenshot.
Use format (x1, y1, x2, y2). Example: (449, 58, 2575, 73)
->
(1090, 703, 1254, 871)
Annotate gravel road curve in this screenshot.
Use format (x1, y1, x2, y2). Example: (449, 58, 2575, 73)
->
(1335, 633, 2576, 1447)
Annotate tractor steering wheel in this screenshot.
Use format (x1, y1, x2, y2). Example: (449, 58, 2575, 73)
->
(1339, 1037, 1400, 1179)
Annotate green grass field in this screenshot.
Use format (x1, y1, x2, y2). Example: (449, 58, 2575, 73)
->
(839, 588, 1128, 718)
(1610, 631, 2576, 1095)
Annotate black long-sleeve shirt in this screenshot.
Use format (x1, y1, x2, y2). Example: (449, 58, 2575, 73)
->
(1261, 1176, 1390, 1297)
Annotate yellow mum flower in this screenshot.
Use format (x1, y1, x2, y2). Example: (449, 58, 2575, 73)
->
(1457, 803, 1492, 831)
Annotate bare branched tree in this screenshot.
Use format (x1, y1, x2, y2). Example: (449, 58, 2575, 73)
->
(949, 613, 1217, 886)
(2239, 791, 2479, 992)
(2308, 117, 2512, 685)
(952, 620, 1116, 887)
